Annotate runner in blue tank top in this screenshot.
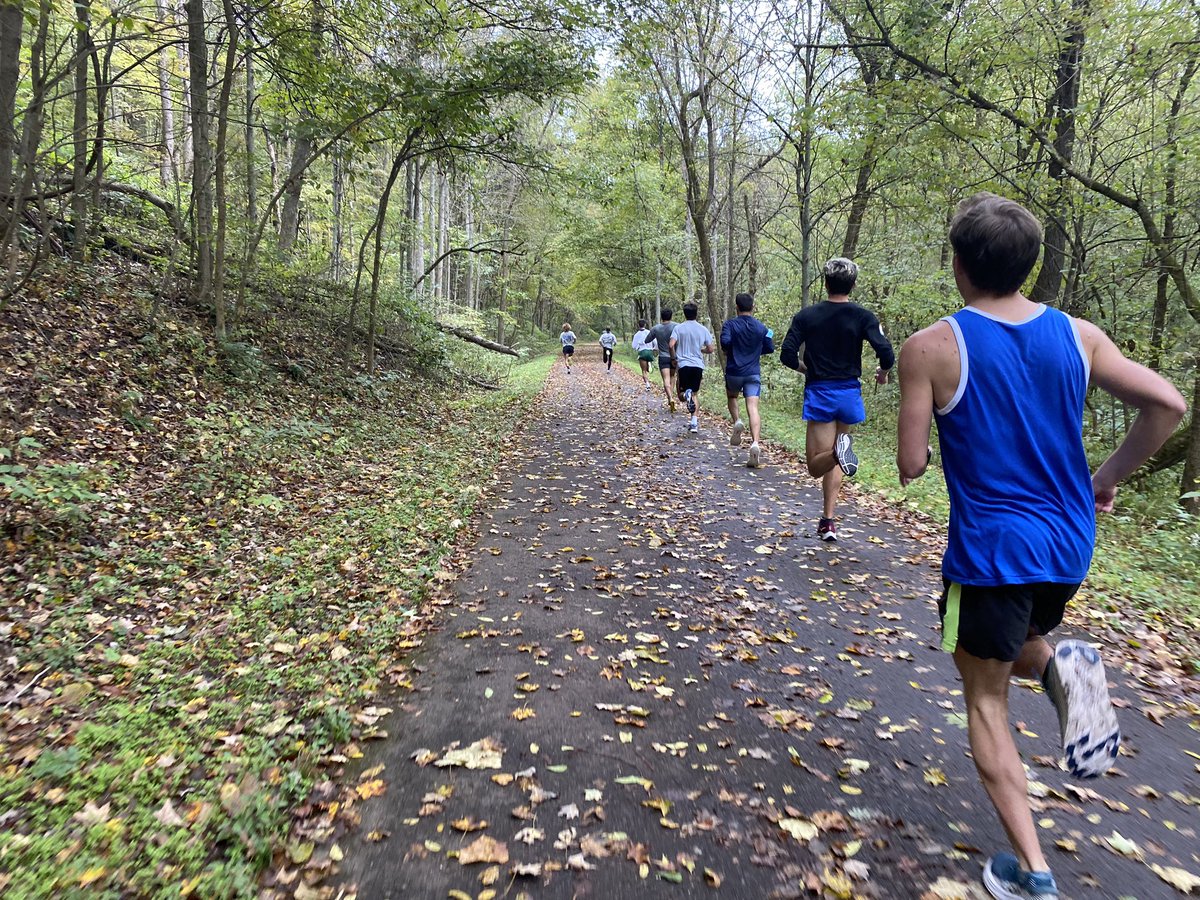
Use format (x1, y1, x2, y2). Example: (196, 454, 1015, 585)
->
(897, 194, 1185, 900)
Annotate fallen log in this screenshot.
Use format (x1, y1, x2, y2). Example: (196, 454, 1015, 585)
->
(436, 322, 519, 357)
(452, 369, 501, 390)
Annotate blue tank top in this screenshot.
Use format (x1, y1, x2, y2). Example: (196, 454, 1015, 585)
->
(935, 305, 1095, 586)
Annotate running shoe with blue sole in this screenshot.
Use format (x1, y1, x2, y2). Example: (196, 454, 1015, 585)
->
(982, 853, 1058, 899)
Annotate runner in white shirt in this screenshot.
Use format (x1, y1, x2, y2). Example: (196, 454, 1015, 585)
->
(668, 302, 716, 433)
(599, 327, 617, 371)
(560, 323, 577, 374)
(631, 319, 654, 390)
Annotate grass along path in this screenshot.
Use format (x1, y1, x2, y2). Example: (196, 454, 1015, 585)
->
(0, 265, 555, 898)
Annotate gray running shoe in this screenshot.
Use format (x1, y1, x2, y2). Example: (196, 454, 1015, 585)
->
(1044, 640, 1120, 778)
(834, 433, 858, 476)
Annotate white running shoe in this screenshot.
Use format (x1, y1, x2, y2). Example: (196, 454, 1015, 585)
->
(688, 417, 698, 433)
(731, 420, 745, 446)
(747, 442, 762, 468)
(1044, 640, 1121, 778)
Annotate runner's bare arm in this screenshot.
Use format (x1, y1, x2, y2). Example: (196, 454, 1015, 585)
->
(896, 330, 938, 485)
(1076, 319, 1187, 511)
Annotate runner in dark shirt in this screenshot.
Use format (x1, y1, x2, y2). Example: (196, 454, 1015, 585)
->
(780, 258, 894, 541)
(720, 292, 774, 467)
(647, 310, 678, 413)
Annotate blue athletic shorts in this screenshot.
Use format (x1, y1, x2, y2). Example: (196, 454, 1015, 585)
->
(803, 379, 865, 424)
(725, 374, 761, 398)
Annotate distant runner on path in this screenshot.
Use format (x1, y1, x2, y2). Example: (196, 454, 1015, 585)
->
(599, 327, 617, 371)
(632, 319, 655, 391)
(670, 302, 715, 434)
(560, 323, 577, 374)
(780, 258, 894, 541)
(897, 193, 1186, 900)
(720, 292, 774, 467)
(647, 309, 678, 412)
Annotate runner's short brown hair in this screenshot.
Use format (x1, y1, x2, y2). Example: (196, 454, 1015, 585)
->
(949, 193, 1043, 295)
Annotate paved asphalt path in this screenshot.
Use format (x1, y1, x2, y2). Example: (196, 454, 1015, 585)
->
(334, 348, 1200, 900)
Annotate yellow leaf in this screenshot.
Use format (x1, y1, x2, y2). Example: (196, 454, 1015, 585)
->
(356, 779, 387, 800)
(79, 868, 107, 887)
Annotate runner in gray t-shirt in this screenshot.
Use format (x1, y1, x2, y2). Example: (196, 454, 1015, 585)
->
(647, 310, 678, 412)
(669, 302, 715, 433)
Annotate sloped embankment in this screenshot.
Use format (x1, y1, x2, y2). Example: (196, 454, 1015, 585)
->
(0, 260, 549, 897)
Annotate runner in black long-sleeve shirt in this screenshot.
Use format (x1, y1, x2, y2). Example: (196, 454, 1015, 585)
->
(780, 258, 894, 541)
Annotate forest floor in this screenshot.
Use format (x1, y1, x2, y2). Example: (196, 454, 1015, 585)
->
(330, 347, 1200, 900)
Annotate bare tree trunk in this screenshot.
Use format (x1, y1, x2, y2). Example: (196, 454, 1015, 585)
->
(72, 0, 92, 261)
(744, 193, 758, 295)
(496, 218, 510, 344)
(439, 171, 450, 303)
(331, 149, 344, 281)
(0, 0, 22, 210)
(1148, 58, 1195, 372)
(462, 184, 474, 308)
(841, 132, 877, 259)
(244, 48, 256, 228)
(278, 132, 310, 252)
(211, 0, 240, 341)
(414, 160, 426, 291)
(4, 0, 51, 260)
(725, 145, 735, 318)
(366, 150, 408, 374)
(176, 1, 192, 175)
(279, 1, 322, 254)
(796, 142, 813, 307)
(87, 19, 115, 236)
(186, 0, 214, 319)
(155, 0, 175, 186)
(1029, 0, 1087, 308)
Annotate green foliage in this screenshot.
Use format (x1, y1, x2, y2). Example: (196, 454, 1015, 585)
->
(0, 439, 104, 527)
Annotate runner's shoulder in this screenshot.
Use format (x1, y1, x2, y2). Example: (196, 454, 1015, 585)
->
(900, 320, 956, 363)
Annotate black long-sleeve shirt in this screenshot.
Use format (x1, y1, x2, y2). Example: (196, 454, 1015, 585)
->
(779, 301, 895, 382)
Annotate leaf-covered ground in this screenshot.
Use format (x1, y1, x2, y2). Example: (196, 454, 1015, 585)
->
(0, 262, 552, 897)
(330, 349, 1200, 900)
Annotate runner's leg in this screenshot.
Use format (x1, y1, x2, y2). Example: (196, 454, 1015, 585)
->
(659, 361, 675, 410)
(955, 647, 1049, 875)
(746, 396, 762, 445)
(805, 420, 838, 478)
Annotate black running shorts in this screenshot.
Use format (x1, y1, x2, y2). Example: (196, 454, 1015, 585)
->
(939, 579, 1080, 662)
(677, 366, 703, 393)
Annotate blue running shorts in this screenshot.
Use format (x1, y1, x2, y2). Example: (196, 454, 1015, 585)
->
(802, 379, 865, 424)
(725, 374, 762, 398)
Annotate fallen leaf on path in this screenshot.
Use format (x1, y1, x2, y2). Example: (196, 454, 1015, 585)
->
(459, 835, 509, 866)
(1149, 864, 1200, 893)
(435, 738, 503, 769)
(779, 817, 818, 842)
